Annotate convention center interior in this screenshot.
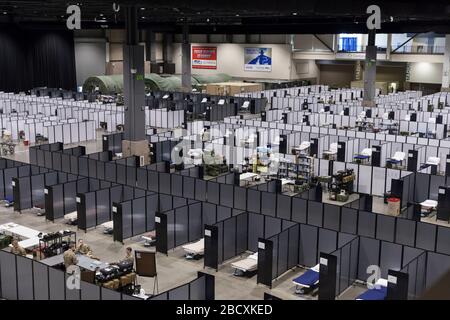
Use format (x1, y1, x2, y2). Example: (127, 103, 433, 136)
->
(1, 0, 450, 301)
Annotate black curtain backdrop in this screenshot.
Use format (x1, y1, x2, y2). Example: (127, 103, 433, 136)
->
(0, 27, 76, 93)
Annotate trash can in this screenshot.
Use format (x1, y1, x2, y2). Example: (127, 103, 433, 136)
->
(387, 197, 401, 215)
(23, 140, 29, 146)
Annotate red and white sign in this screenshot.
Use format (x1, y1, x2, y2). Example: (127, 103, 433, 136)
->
(192, 46, 217, 69)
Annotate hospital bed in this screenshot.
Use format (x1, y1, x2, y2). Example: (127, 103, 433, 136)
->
(2, 195, 14, 207)
(182, 238, 204, 259)
(354, 148, 372, 164)
(240, 172, 260, 186)
(426, 156, 440, 166)
(231, 252, 258, 276)
(356, 278, 387, 300)
(101, 221, 113, 234)
(186, 148, 203, 165)
(386, 151, 406, 168)
(141, 230, 156, 246)
(64, 211, 78, 225)
(420, 199, 438, 217)
(292, 141, 311, 155)
(323, 142, 338, 160)
(292, 264, 320, 294)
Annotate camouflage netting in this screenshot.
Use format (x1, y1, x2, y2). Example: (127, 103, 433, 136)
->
(83, 73, 231, 94)
(82, 75, 124, 94)
(192, 73, 232, 84)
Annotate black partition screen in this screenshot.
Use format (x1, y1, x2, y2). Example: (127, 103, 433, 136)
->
(149, 272, 214, 300)
(0, 251, 143, 300)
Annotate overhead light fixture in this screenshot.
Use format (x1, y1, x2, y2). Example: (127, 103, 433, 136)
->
(3, 11, 7, 15)
(236, 14, 239, 17)
(292, 12, 298, 16)
(206, 18, 210, 22)
(390, 16, 394, 22)
(140, 7, 145, 10)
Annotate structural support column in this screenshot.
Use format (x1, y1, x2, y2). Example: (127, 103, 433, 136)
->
(145, 30, 157, 63)
(163, 33, 173, 63)
(181, 23, 192, 92)
(386, 33, 392, 60)
(122, 5, 150, 164)
(442, 34, 450, 92)
(363, 29, 377, 107)
(354, 60, 362, 81)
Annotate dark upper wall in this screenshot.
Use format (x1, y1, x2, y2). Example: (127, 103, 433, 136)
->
(0, 27, 76, 93)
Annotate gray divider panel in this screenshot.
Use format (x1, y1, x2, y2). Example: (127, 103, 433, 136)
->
(189, 276, 206, 300)
(65, 274, 81, 300)
(261, 191, 276, 217)
(101, 287, 122, 300)
(0, 251, 17, 300)
(84, 191, 97, 229)
(395, 218, 416, 247)
(416, 222, 437, 251)
(292, 197, 307, 224)
(379, 242, 402, 278)
(376, 214, 396, 242)
(299, 224, 318, 267)
(16, 255, 34, 300)
(358, 211, 376, 238)
(189, 202, 202, 241)
(80, 281, 101, 300)
(33, 261, 49, 300)
(436, 226, 450, 255)
(357, 237, 380, 280)
(48, 267, 65, 300)
(234, 186, 247, 210)
(96, 188, 111, 225)
(248, 213, 264, 252)
(132, 197, 146, 236)
(146, 193, 158, 231)
(318, 228, 338, 258)
(247, 189, 261, 214)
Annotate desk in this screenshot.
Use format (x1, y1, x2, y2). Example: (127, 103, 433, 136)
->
(41, 253, 109, 271)
(17, 237, 40, 249)
(9, 225, 41, 239)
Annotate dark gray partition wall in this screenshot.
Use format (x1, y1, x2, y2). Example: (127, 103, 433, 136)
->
(204, 212, 293, 271)
(102, 132, 124, 154)
(0, 251, 144, 300)
(14, 171, 78, 212)
(77, 185, 147, 231)
(401, 251, 427, 299)
(156, 201, 246, 254)
(319, 235, 430, 299)
(113, 193, 186, 242)
(45, 177, 107, 221)
(257, 223, 351, 287)
(26, 143, 450, 258)
(149, 272, 214, 300)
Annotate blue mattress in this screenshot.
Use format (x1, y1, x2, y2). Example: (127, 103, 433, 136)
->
(356, 286, 387, 300)
(293, 269, 319, 287)
(386, 158, 401, 164)
(4, 196, 13, 203)
(354, 155, 370, 160)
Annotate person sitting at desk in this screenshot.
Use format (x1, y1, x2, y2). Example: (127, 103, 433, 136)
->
(63, 242, 79, 273)
(76, 239, 92, 255)
(111, 247, 134, 266)
(10, 239, 26, 256)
